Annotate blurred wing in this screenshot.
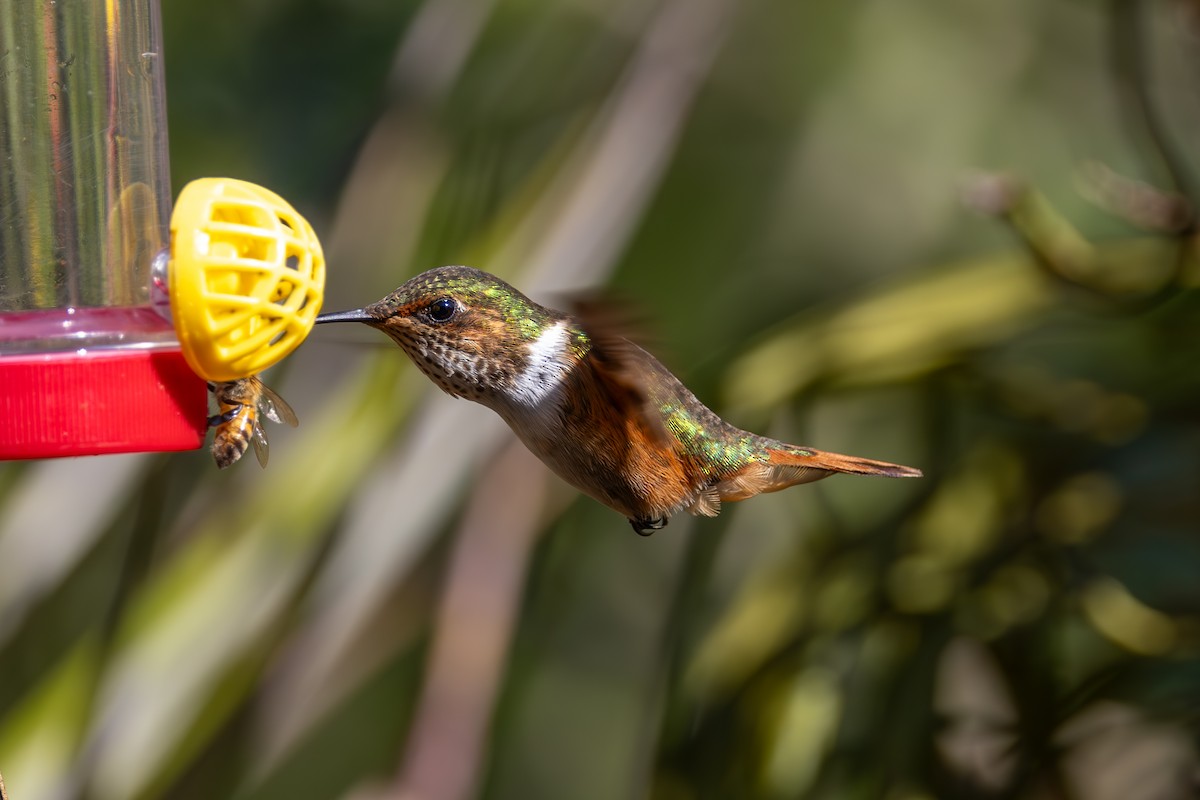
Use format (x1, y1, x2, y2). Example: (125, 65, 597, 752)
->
(571, 298, 670, 446)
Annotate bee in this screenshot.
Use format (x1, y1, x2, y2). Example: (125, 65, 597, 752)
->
(207, 376, 298, 469)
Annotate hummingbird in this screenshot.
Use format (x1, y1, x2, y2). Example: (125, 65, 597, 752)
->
(316, 266, 921, 535)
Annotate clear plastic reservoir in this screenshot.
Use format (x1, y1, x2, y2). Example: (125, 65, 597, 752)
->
(0, 0, 205, 457)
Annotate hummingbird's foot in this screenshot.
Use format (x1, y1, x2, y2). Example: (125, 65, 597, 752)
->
(630, 517, 668, 537)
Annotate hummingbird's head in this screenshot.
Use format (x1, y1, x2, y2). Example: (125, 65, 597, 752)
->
(317, 266, 578, 406)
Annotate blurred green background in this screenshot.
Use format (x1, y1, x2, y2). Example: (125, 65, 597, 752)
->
(3, 0, 1200, 798)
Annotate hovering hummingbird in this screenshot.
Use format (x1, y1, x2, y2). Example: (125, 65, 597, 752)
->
(316, 266, 921, 535)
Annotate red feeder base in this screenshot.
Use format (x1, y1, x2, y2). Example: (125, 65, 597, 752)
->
(0, 347, 207, 459)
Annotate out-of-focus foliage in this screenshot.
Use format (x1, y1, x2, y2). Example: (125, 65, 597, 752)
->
(3, 1, 1200, 799)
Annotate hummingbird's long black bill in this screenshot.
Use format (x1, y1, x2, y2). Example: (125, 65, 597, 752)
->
(316, 308, 375, 324)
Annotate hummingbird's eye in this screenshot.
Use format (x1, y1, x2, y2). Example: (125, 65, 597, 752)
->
(427, 297, 458, 323)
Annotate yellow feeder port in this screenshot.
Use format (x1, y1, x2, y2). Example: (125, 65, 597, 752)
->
(168, 178, 325, 381)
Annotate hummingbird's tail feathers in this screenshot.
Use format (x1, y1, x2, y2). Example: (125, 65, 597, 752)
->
(767, 446, 924, 479)
(711, 447, 921, 504)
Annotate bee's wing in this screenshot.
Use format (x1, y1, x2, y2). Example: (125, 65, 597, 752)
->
(259, 384, 299, 427)
(251, 420, 271, 468)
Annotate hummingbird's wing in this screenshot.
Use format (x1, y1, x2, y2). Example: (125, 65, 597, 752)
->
(570, 298, 672, 446)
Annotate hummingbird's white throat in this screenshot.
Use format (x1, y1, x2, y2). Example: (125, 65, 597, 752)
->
(509, 320, 573, 407)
